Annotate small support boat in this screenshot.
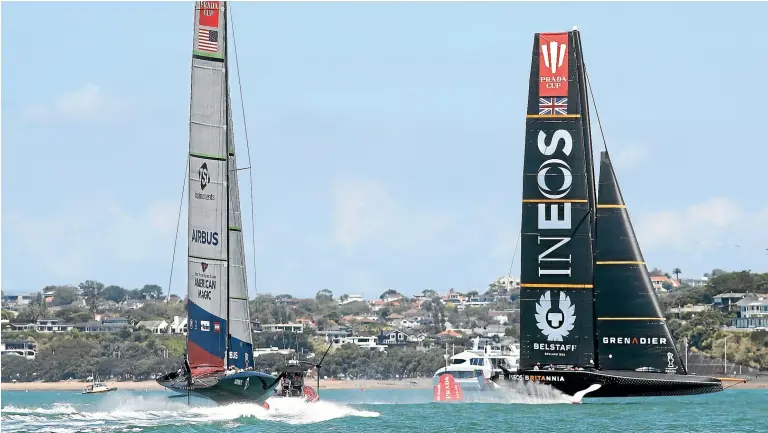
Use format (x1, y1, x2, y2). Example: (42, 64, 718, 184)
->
(82, 376, 117, 394)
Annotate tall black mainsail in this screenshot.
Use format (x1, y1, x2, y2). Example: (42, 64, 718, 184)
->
(508, 28, 724, 399)
(520, 30, 597, 370)
(594, 151, 685, 374)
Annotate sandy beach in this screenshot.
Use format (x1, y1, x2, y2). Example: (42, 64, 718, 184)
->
(0, 378, 434, 392)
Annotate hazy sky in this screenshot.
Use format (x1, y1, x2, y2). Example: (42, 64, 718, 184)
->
(3, 2, 768, 299)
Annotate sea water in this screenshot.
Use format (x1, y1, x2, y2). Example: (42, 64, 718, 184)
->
(2, 387, 765, 433)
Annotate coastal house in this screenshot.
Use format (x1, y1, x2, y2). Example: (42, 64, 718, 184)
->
(168, 316, 188, 334)
(338, 294, 364, 305)
(332, 335, 387, 351)
(437, 330, 463, 339)
(0, 340, 36, 359)
(406, 333, 428, 343)
(136, 320, 168, 334)
(668, 304, 712, 315)
(733, 295, 768, 329)
(385, 313, 405, 327)
(650, 276, 679, 292)
(489, 311, 509, 325)
(1, 294, 34, 310)
(713, 293, 750, 312)
(261, 323, 304, 333)
(378, 330, 409, 347)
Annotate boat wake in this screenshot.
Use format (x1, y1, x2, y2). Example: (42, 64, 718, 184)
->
(1, 394, 379, 432)
(458, 381, 586, 404)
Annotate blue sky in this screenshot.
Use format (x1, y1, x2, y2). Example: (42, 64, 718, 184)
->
(3, 2, 768, 299)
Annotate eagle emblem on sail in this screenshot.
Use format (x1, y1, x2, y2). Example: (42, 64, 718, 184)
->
(535, 291, 575, 341)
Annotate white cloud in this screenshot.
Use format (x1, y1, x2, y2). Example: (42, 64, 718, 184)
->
(634, 198, 768, 252)
(331, 178, 454, 250)
(4, 198, 179, 281)
(22, 83, 132, 124)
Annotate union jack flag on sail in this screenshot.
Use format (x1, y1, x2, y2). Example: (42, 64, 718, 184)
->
(538, 97, 568, 115)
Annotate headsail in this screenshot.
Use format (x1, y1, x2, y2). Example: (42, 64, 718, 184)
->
(519, 30, 598, 369)
(594, 151, 685, 374)
(187, 0, 229, 375)
(226, 89, 254, 369)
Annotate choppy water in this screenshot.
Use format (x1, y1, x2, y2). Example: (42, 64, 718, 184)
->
(2, 386, 765, 433)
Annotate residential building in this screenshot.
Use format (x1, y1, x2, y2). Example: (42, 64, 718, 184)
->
(1, 340, 36, 359)
(378, 330, 409, 346)
(680, 276, 709, 287)
(668, 304, 712, 315)
(489, 310, 510, 325)
(1, 294, 33, 310)
(168, 316, 188, 334)
(262, 323, 304, 333)
(136, 320, 169, 334)
(332, 335, 387, 351)
(650, 276, 680, 292)
(338, 294, 364, 305)
(734, 296, 768, 329)
(713, 293, 749, 312)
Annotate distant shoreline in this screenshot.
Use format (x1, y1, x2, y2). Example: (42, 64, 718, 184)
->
(0, 378, 435, 392)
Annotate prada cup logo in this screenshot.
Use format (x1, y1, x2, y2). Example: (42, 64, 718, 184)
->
(535, 291, 575, 341)
(667, 352, 675, 368)
(541, 40, 566, 74)
(199, 162, 210, 190)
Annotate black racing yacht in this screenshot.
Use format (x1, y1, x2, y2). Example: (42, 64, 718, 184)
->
(500, 28, 723, 398)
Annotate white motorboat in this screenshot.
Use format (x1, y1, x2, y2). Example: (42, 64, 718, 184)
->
(433, 337, 520, 390)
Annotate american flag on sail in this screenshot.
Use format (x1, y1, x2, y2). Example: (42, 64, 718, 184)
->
(539, 97, 568, 115)
(198, 28, 219, 52)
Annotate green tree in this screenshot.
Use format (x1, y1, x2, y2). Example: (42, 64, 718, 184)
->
(79, 280, 105, 314)
(139, 284, 163, 300)
(379, 289, 399, 300)
(315, 289, 334, 302)
(49, 286, 79, 306)
(103, 285, 127, 303)
(672, 268, 682, 283)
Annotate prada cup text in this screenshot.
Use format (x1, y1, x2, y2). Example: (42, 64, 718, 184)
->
(540, 76, 567, 91)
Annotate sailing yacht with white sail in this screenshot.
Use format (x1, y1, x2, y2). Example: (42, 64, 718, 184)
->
(156, 1, 280, 405)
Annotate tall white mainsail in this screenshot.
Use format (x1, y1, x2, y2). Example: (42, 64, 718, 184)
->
(186, 0, 230, 375)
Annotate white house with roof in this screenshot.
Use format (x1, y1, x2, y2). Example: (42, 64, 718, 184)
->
(734, 295, 768, 329)
(168, 316, 188, 334)
(136, 320, 168, 334)
(338, 294, 364, 305)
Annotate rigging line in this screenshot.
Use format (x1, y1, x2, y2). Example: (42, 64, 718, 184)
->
(229, 5, 260, 317)
(166, 157, 189, 303)
(584, 68, 610, 154)
(506, 231, 521, 281)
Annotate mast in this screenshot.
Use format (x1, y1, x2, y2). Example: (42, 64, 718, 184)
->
(593, 151, 686, 374)
(572, 30, 600, 369)
(223, 0, 231, 370)
(519, 30, 597, 370)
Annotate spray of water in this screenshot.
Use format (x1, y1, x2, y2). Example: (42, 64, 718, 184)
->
(1, 394, 379, 433)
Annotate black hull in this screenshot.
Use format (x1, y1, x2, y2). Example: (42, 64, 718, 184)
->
(157, 370, 281, 405)
(500, 369, 723, 398)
